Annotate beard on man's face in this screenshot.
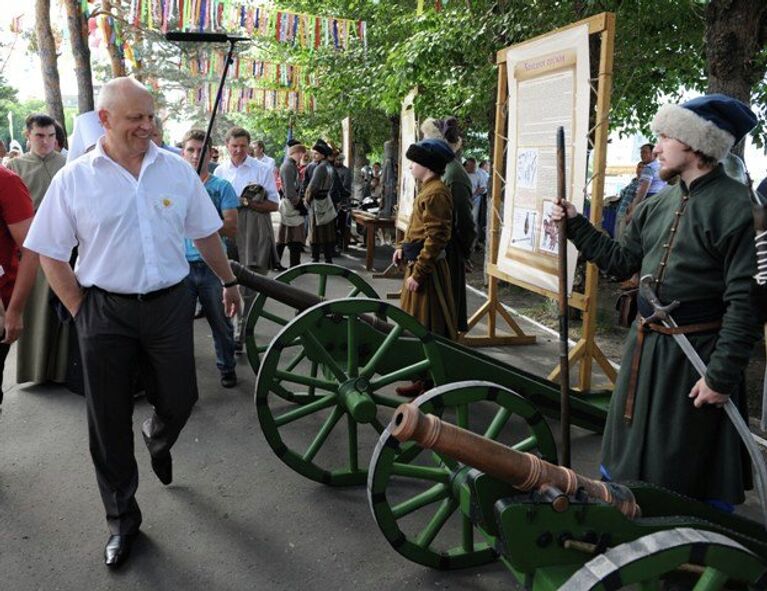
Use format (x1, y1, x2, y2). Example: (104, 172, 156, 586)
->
(659, 165, 681, 182)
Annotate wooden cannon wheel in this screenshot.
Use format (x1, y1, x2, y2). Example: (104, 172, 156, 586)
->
(255, 298, 447, 486)
(367, 380, 558, 570)
(244, 263, 379, 375)
(559, 527, 767, 590)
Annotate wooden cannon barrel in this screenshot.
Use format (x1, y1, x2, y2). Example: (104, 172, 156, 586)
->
(390, 402, 641, 519)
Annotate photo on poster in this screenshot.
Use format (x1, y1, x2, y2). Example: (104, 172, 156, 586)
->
(510, 207, 537, 251)
(538, 200, 560, 255)
(516, 148, 538, 189)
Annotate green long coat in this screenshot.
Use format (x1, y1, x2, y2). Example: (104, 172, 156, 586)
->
(442, 158, 476, 332)
(569, 165, 760, 504)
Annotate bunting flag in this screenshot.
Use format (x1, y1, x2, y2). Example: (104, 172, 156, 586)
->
(181, 52, 317, 89)
(9, 14, 23, 33)
(190, 84, 316, 114)
(126, 0, 367, 50)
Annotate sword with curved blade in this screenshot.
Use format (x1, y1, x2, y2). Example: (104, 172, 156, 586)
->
(638, 274, 767, 529)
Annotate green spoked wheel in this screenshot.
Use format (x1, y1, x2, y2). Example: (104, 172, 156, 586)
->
(256, 298, 447, 486)
(367, 380, 557, 570)
(244, 263, 379, 375)
(559, 527, 767, 590)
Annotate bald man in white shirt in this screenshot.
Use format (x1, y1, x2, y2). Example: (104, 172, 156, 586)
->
(25, 77, 241, 569)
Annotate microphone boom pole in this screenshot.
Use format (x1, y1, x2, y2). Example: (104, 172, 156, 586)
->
(165, 32, 249, 175)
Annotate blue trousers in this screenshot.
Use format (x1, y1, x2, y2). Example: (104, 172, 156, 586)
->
(184, 261, 235, 373)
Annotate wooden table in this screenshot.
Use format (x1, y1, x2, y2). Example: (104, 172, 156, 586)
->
(350, 210, 396, 271)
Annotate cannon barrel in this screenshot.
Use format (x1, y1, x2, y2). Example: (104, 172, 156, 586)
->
(231, 261, 394, 333)
(231, 261, 323, 312)
(391, 402, 640, 519)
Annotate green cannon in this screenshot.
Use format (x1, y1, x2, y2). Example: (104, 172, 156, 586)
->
(232, 263, 611, 487)
(370, 387, 767, 589)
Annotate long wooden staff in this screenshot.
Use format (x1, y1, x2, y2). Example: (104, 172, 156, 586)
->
(556, 126, 571, 467)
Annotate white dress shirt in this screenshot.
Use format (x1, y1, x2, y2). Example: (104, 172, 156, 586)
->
(254, 153, 275, 172)
(25, 138, 222, 294)
(214, 155, 279, 203)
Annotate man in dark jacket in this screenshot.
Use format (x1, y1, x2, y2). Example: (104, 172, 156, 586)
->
(552, 94, 761, 507)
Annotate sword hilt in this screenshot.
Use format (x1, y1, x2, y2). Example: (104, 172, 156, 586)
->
(638, 274, 679, 324)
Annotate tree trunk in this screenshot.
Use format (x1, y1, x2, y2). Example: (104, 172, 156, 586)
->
(103, 0, 126, 77)
(63, 0, 95, 113)
(705, 0, 767, 156)
(35, 0, 66, 128)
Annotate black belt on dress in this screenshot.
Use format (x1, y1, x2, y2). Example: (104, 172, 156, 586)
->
(401, 241, 446, 262)
(91, 282, 182, 301)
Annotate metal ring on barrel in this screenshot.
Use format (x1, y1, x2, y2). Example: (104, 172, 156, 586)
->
(244, 263, 379, 377)
(255, 298, 447, 486)
(367, 380, 557, 570)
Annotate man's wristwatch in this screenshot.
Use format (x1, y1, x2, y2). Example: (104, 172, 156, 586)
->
(222, 279, 238, 288)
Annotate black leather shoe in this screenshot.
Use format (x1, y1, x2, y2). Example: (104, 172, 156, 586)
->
(104, 534, 135, 568)
(150, 453, 173, 485)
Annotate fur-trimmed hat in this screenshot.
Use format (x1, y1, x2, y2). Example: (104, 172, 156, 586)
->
(405, 139, 454, 176)
(421, 116, 462, 152)
(650, 94, 757, 162)
(312, 139, 333, 157)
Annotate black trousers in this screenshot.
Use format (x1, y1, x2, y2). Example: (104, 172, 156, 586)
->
(74, 284, 197, 534)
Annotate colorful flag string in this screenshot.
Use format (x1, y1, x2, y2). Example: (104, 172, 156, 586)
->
(190, 84, 316, 113)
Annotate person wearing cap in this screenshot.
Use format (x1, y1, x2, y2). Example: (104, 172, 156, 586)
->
(277, 142, 307, 268)
(420, 117, 477, 334)
(552, 94, 762, 507)
(394, 138, 457, 347)
(304, 139, 338, 263)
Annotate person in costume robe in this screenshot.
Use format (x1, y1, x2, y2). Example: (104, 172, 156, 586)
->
(277, 142, 307, 268)
(7, 113, 69, 385)
(304, 139, 338, 263)
(420, 117, 476, 333)
(552, 94, 761, 506)
(393, 139, 457, 397)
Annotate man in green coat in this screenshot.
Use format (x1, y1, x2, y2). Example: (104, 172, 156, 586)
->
(553, 94, 761, 506)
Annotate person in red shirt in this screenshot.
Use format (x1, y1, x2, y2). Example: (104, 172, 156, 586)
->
(0, 166, 37, 402)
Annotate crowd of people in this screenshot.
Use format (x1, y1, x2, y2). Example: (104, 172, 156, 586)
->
(1, 81, 766, 573)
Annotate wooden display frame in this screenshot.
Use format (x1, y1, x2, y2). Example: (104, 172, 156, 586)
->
(462, 13, 617, 392)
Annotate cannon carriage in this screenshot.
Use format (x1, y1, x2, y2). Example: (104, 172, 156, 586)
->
(233, 263, 609, 487)
(374, 392, 767, 589)
(233, 263, 767, 589)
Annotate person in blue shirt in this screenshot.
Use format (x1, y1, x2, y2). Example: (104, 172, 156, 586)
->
(181, 129, 240, 388)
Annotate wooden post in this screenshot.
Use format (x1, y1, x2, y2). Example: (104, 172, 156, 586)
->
(461, 62, 536, 347)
